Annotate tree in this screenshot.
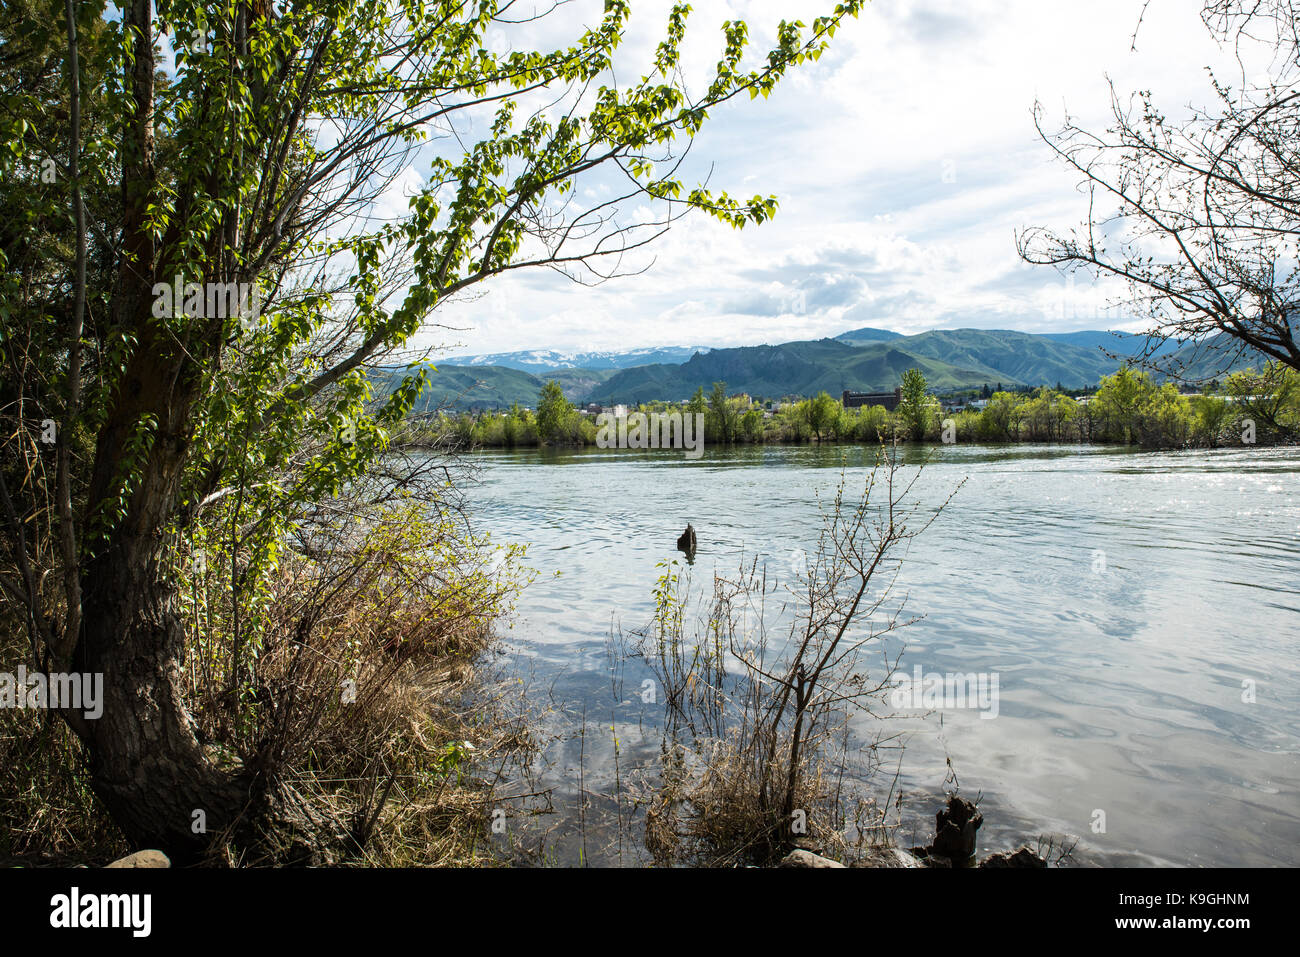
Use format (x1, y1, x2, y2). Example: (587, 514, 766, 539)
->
(1093, 365, 1151, 444)
(803, 391, 838, 442)
(1135, 383, 1193, 448)
(1052, 391, 1078, 441)
(536, 380, 573, 444)
(0, 0, 867, 861)
(1021, 388, 1054, 441)
(897, 368, 933, 440)
(687, 386, 708, 425)
(740, 408, 764, 443)
(1225, 361, 1300, 435)
(1190, 393, 1233, 446)
(1020, 0, 1300, 377)
(707, 381, 737, 443)
(977, 391, 1018, 442)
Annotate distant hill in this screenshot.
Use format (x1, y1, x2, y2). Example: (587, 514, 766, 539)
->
(368, 364, 618, 412)
(405, 364, 542, 411)
(545, 367, 618, 400)
(378, 326, 1268, 412)
(442, 345, 708, 372)
(891, 329, 1114, 389)
(1041, 330, 1258, 380)
(1040, 330, 1144, 353)
(597, 338, 1012, 403)
(834, 326, 905, 346)
(1040, 330, 1188, 360)
(1152, 332, 1266, 382)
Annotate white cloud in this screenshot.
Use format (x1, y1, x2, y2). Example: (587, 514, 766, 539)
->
(413, 0, 1247, 355)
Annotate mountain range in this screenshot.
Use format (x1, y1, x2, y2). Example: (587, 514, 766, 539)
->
(442, 345, 710, 371)
(393, 326, 1260, 411)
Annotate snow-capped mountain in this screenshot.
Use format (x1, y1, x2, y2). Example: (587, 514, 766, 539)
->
(441, 346, 710, 372)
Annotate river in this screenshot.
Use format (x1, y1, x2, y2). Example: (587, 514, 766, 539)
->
(461, 442, 1300, 866)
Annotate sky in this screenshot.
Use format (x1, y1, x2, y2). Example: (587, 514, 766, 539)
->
(397, 0, 1252, 358)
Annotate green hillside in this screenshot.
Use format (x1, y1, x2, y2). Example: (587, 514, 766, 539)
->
(544, 367, 617, 401)
(598, 338, 1011, 403)
(834, 326, 904, 345)
(413, 365, 540, 410)
(370, 364, 610, 411)
(891, 329, 1116, 388)
(1154, 333, 1264, 382)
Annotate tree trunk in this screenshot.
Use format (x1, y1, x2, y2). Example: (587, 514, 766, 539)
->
(73, 338, 346, 863)
(60, 0, 347, 866)
(77, 546, 347, 865)
(78, 569, 245, 862)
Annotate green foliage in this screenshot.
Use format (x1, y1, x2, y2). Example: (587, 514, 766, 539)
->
(897, 367, 934, 440)
(0, 0, 877, 861)
(1189, 394, 1233, 446)
(4, 0, 873, 590)
(707, 381, 738, 443)
(687, 386, 708, 422)
(1225, 362, 1300, 439)
(411, 367, 1294, 451)
(802, 390, 839, 441)
(536, 379, 574, 444)
(1092, 366, 1150, 444)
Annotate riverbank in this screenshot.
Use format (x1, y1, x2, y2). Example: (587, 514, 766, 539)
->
(406, 366, 1297, 451)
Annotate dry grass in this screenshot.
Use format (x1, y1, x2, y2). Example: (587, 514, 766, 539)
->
(0, 699, 127, 865)
(0, 494, 537, 867)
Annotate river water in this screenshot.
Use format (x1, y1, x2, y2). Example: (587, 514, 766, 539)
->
(461, 443, 1300, 866)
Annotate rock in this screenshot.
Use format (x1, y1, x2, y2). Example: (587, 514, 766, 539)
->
(910, 846, 953, 868)
(979, 846, 1048, 868)
(854, 846, 924, 868)
(106, 850, 170, 869)
(778, 849, 845, 868)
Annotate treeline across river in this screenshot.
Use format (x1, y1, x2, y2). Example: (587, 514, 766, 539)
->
(405, 363, 1300, 451)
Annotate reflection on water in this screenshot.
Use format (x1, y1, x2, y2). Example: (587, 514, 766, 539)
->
(460, 443, 1300, 866)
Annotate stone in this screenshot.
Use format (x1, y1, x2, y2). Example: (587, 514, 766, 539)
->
(855, 845, 924, 868)
(106, 850, 170, 869)
(979, 846, 1048, 868)
(910, 847, 954, 868)
(778, 849, 845, 868)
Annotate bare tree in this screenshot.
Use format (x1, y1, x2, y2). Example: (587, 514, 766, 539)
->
(1019, 0, 1300, 379)
(638, 445, 962, 865)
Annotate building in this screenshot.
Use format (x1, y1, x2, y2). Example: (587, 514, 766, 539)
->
(842, 387, 903, 412)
